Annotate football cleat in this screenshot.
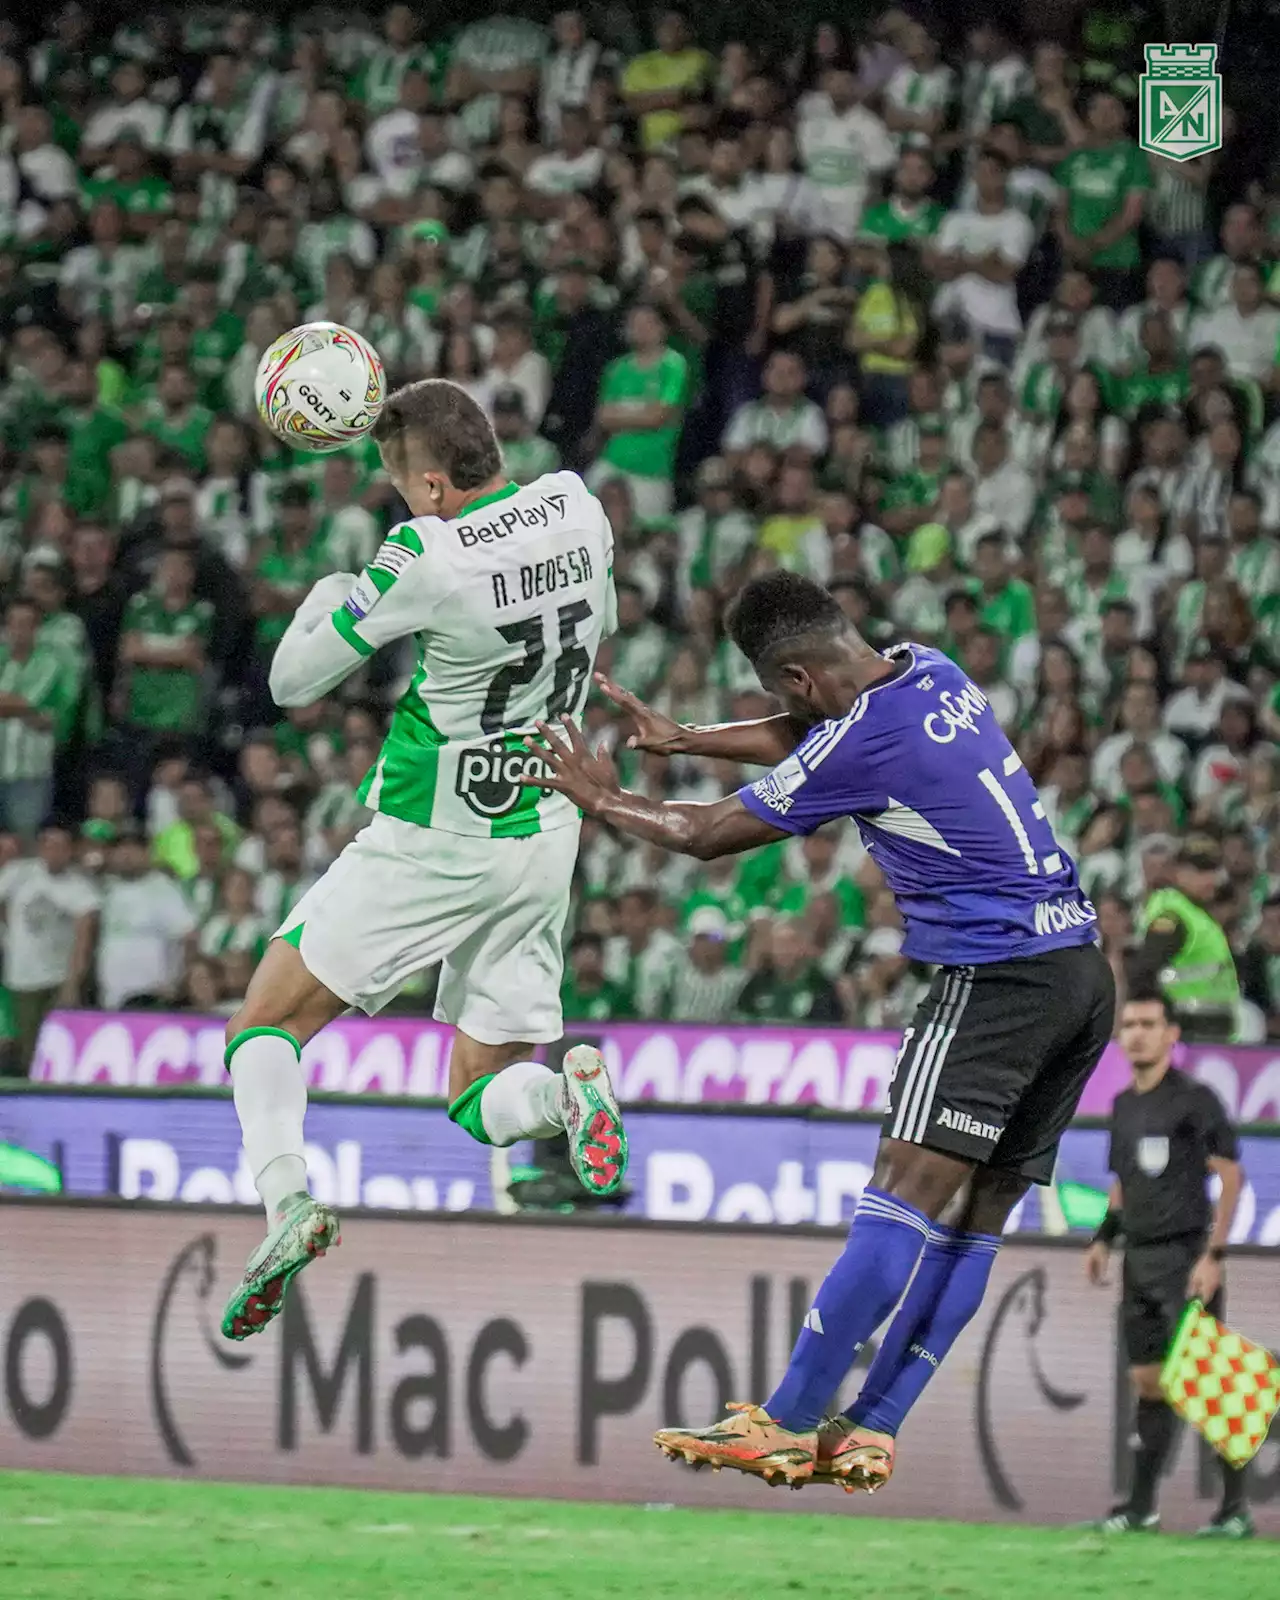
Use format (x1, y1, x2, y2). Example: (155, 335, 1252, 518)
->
(1195, 1511, 1254, 1539)
(1092, 1507, 1160, 1534)
(220, 1191, 340, 1341)
(559, 1044, 628, 1197)
(811, 1419, 896, 1493)
(654, 1403, 817, 1486)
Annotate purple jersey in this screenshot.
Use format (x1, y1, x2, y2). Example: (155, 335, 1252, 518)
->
(737, 644, 1098, 967)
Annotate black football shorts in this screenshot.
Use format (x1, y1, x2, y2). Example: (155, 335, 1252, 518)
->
(1122, 1237, 1223, 1366)
(882, 942, 1115, 1184)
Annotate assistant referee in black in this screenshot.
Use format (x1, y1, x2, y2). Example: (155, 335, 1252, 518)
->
(1085, 990, 1250, 1538)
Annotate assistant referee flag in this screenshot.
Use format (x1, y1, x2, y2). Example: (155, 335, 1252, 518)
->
(1161, 1300, 1280, 1467)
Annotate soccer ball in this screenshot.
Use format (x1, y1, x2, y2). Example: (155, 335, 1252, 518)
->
(254, 322, 385, 454)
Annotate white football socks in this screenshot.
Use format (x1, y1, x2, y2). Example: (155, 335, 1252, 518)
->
(479, 1060, 565, 1146)
(228, 1029, 309, 1216)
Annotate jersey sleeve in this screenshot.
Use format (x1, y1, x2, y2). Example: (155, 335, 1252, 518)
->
(269, 523, 443, 708)
(735, 717, 879, 837)
(329, 523, 443, 656)
(1192, 1083, 1239, 1162)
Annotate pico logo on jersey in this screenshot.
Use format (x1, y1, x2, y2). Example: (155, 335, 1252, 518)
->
(922, 682, 989, 744)
(456, 741, 552, 819)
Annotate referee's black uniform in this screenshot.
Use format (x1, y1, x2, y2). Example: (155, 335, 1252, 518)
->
(1106, 1066, 1248, 1529)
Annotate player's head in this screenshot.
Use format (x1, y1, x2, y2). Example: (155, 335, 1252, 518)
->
(1119, 991, 1180, 1072)
(725, 571, 872, 722)
(372, 379, 503, 520)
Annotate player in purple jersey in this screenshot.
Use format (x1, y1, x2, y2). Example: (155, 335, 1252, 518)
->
(524, 571, 1115, 1492)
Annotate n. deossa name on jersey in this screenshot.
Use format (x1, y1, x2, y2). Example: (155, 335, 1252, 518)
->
(737, 644, 1098, 967)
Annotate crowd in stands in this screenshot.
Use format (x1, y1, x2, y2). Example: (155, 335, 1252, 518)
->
(3, 0, 1280, 1070)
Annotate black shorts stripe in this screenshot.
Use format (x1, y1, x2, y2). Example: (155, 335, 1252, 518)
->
(882, 943, 1115, 1185)
(890, 966, 975, 1144)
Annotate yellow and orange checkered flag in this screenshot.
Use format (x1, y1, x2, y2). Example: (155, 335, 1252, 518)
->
(1160, 1300, 1280, 1468)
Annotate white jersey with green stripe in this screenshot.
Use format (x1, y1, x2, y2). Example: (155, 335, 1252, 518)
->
(270, 472, 615, 839)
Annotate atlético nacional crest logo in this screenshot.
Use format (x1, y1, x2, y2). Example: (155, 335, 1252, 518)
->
(1139, 43, 1223, 163)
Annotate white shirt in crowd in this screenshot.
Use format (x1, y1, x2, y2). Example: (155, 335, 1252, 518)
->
(1162, 677, 1253, 744)
(972, 459, 1036, 538)
(932, 205, 1034, 336)
(484, 348, 551, 426)
(1091, 729, 1190, 800)
(80, 97, 169, 152)
(0, 861, 99, 994)
(96, 871, 197, 1009)
(795, 94, 895, 240)
(525, 146, 604, 196)
(0, 143, 78, 240)
(1187, 304, 1280, 384)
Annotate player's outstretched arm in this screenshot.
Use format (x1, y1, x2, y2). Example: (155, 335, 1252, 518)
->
(269, 572, 368, 707)
(593, 672, 805, 765)
(527, 716, 787, 860)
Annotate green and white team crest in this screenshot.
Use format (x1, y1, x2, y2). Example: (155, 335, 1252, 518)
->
(1139, 43, 1222, 163)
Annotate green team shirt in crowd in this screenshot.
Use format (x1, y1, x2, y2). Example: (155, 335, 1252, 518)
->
(254, 538, 327, 651)
(140, 401, 216, 472)
(1054, 140, 1151, 269)
(560, 974, 636, 1022)
(0, 643, 61, 781)
(189, 313, 245, 410)
(979, 577, 1036, 642)
(774, 875, 866, 928)
(502, 434, 561, 485)
(80, 174, 173, 220)
(859, 197, 948, 244)
(1120, 364, 1189, 417)
(597, 347, 689, 481)
(880, 465, 947, 519)
(122, 591, 214, 733)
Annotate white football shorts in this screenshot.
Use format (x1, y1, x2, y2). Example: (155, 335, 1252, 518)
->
(277, 813, 580, 1044)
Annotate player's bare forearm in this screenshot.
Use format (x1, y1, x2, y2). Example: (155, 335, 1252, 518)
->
(1207, 1156, 1242, 1252)
(594, 790, 782, 860)
(527, 716, 787, 860)
(674, 715, 807, 765)
(593, 674, 804, 764)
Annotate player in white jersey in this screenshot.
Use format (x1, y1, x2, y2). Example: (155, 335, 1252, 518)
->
(219, 380, 628, 1340)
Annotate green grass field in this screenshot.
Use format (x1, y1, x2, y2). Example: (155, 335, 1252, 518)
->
(0, 1473, 1271, 1600)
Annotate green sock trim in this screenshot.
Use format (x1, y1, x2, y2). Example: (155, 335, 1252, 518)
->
(279, 923, 304, 949)
(448, 1073, 497, 1145)
(225, 1026, 303, 1070)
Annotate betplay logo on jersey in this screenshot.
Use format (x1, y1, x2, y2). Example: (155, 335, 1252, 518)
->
(1139, 44, 1222, 163)
(455, 739, 551, 819)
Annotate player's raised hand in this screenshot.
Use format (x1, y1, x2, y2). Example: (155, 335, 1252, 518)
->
(525, 717, 621, 813)
(593, 672, 684, 754)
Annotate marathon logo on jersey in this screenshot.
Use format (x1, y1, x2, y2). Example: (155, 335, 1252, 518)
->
(922, 682, 989, 744)
(456, 741, 551, 818)
(936, 1107, 1004, 1144)
(1032, 894, 1098, 937)
(457, 494, 567, 548)
(748, 755, 807, 816)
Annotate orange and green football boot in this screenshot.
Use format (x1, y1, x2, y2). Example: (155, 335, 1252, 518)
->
(220, 1190, 340, 1341)
(560, 1044, 628, 1197)
(655, 1403, 817, 1486)
(811, 1418, 896, 1492)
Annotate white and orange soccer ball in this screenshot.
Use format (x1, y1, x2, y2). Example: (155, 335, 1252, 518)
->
(254, 322, 385, 453)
